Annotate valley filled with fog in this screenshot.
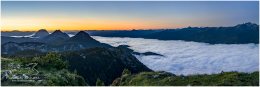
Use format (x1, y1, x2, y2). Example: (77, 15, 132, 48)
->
(93, 36, 259, 75)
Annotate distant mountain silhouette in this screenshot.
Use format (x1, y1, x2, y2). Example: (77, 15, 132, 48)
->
(67, 31, 97, 43)
(145, 22, 259, 44)
(61, 31, 111, 48)
(1, 22, 259, 44)
(1, 31, 34, 37)
(32, 29, 49, 38)
(1, 29, 49, 44)
(88, 22, 259, 44)
(235, 22, 258, 29)
(41, 30, 70, 44)
(2, 31, 111, 55)
(1, 36, 36, 44)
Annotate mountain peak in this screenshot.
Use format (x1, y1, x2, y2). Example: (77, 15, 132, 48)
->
(38, 29, 48, 32)
(68, 31, 96, 42)
(52, 30, 63, 34)
(49, 30, 69, 38)
(41, 30, 70, 43)
(74, 31, 90, 37)
(49, 30, 69, 37)
(33, 29, 49, 38)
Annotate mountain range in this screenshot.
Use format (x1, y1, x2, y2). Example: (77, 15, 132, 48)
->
(1, 30, 152, 86)
(88, 22, 259, 44)
(2, 22, 258, 44)
(1, 23, 259, 86)
(2, 30, 111, 55)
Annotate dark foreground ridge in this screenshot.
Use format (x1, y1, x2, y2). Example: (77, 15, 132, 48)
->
(1, 46, 152, 86)
(62, 47, 152, 85)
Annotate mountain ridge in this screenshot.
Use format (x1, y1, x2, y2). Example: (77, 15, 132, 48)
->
(1, 30, 111, 55)
(88, 22, 259, 44)
(41, 30, 70, 44)
(67, 31, 98, 43)
(1, 22, 258, 44)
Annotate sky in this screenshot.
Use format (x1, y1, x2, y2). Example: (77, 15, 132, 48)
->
(1, 1, 259, 31)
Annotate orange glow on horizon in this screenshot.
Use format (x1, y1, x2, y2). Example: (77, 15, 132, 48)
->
(1, 16, 185, 32)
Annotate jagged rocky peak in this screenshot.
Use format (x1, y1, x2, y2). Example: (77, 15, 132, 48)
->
(33, 29, 49, 38)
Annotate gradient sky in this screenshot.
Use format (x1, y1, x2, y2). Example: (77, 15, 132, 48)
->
(1, 1, 259, 31)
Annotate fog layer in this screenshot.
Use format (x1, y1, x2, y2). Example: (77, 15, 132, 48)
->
(93, 36, 259, 75)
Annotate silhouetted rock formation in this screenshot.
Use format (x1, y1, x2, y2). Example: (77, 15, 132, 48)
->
(32, 29, 49, 38)
(41, 30, 70, 44)
(2, 31, 111, 55)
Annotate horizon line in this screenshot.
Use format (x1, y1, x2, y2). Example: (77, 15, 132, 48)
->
(1, 22, 258, 32)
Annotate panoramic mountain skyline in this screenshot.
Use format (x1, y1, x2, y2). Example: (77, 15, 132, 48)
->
(2, 1, 259, 31)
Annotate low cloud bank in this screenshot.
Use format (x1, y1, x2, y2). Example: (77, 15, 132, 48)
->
(93, 36, 259, 75)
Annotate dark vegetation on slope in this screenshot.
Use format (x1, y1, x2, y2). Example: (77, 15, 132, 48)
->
(1, 46, 152, 86)
(112, 70, 259, 86)
(1, 53, 87, 86)
(62, 47, 152, 85)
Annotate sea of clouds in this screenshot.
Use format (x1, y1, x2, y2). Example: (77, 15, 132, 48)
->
(93, 36, 259, 75)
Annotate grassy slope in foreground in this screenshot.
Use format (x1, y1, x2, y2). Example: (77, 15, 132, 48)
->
(112, 70, 259, 86)
(1, 53, 87, 86)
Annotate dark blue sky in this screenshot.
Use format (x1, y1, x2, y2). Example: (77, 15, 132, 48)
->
(2, 1, 259, 31)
